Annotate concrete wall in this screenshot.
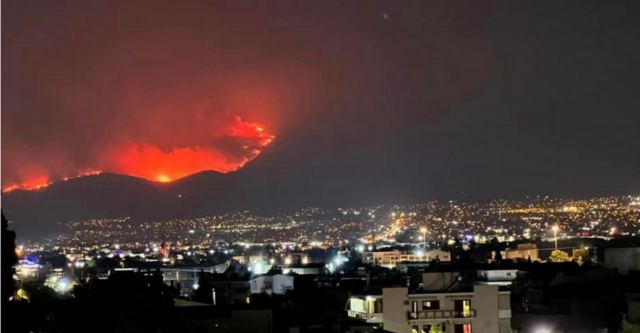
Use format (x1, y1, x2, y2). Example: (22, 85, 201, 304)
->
(473, 285, 500, 333)
(498, 293, 511, 310)
(382, 287, 410, 333)
(273, 275, 294, 294)
(421, 272, 458, 291)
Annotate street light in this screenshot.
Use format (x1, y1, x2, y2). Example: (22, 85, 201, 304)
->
(552, 225, 559, 250)
(420, 227, 428, 249)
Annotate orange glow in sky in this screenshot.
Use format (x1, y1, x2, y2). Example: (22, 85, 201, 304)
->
(1, 117, 274, 192)
(155, 175, 171, 182)
(2, 177, 52, 193)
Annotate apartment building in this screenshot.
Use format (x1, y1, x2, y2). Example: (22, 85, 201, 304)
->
(382, 284, 511, 333)
(347, 271, 512, 333)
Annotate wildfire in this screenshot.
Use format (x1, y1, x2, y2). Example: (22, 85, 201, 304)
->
(2, 117, 274, 192)
(156, 175, 172, 183)
(110, 116, 274, 183)
(62, 169, 103, 181)
(2, 170, 103, 193)
(2, 177, 52, 193)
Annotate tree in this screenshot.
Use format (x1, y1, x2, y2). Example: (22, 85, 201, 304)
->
(2, 212, 18, 303)
(491, 237, 503, 262)
(429, 323, 443, 333)
(549, 249, 570, 262)
(572, 247, 590, 265)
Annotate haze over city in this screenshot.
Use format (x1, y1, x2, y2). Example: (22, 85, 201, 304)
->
(4, 0, 639, 202)
(2, 1, 640, 333)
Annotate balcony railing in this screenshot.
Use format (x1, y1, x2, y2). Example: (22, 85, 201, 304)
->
(408, 309, 476, 320)
(348, 310, 378, 320)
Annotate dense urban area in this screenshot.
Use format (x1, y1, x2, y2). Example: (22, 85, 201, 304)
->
(3, 194, 640, 332)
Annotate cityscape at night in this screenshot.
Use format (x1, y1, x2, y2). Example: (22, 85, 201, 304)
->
(21, 195, 640, 250)
(2, 0, 640, 332)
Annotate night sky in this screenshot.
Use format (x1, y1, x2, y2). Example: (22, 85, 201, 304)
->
(3, 0, 640, 202)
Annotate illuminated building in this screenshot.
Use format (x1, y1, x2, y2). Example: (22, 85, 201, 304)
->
(346, 271, 512, 333)
(347, 295, 384, 324)
(369, 249, 451, 269)
(382, 284, 511, 333)
(282, 263, 323, 275)
(476, 269, 520, 286)
(493, 243, 540, 262)
(15, 260, 52, 280)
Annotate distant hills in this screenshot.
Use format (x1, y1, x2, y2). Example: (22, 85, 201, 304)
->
(1, 171, 254, 239)
(2, 142, 423, 239)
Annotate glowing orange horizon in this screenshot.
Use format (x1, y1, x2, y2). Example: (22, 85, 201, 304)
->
(2, 117, 275, 193)
(2, 169, 102, 193)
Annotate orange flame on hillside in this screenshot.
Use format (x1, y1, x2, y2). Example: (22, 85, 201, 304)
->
(1, 117, 274, 192)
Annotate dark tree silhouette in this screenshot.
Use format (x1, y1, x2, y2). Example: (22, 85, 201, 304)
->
(2, 211, 18, 303)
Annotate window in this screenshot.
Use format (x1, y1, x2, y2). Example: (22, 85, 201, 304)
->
(454, 299, 472, 317)
(454, 324, 471, 333)
(463, 300, 471, 317)
(422, 300, 440, 310)
(411, 301, 418, 313)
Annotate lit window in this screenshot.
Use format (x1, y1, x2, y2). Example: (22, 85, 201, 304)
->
(463, 300, 471, 317)
(422, 300, 440, 310)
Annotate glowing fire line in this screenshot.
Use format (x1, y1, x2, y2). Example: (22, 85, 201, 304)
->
(2, 117, 274, 193)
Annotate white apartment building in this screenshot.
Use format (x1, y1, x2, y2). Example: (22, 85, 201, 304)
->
(382, 284, 511, 333)
(347, 271, 512, 333)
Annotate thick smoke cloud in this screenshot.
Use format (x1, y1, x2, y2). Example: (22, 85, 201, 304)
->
(3, 0, 497, 193)
(2, 0, 314, 189)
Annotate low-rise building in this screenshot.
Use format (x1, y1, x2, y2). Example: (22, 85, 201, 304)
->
(494, 243, 540, 262)
(477, 269, 520, 286)
(347, 294, 384, 324)
(282, 263, 324, 275)
(250, 274, 294, 295)
(15, 260, 52, 280)
(370, 250, 451, 269)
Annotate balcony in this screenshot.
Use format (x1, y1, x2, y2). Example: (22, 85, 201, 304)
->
(408, 309, 476, 320)
(347, 310, 383, 323)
